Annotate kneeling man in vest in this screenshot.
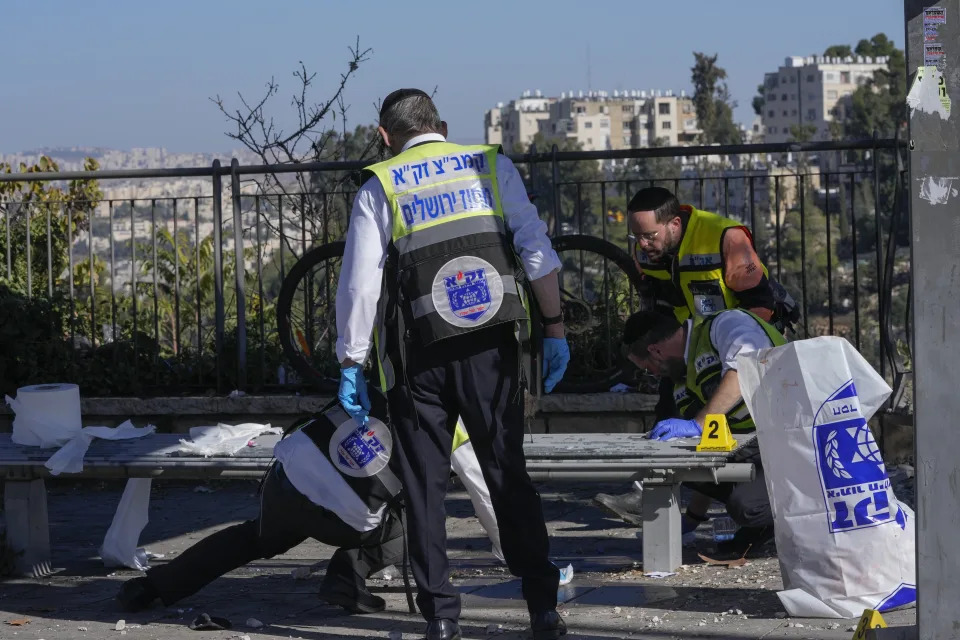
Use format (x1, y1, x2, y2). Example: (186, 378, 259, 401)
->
(622, 308, 786, 557)
(115, 403, 404, 615)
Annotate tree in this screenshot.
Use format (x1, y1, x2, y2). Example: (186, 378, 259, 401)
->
(823, 44, 853, 58)
(845, 36, 906, 139)
(0, 157, 102, 298)
(855, 33, 896, 58)
(306, 123, 381, 244)
(691, 52, 742, 145)
(752, 83, 766, 117)
(615, 137, 689, 197)
(788, 124, 817, 142)
(838, 33, 907, 251)
(212, 38, 377, 254)
(512, 133, 604, 238)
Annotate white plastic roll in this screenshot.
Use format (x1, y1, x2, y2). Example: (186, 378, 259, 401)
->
(5, 383, 82, 448)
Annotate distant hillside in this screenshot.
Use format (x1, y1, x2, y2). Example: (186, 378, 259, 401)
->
(0, 147, 270, 202)
(1, 146, 260, 172)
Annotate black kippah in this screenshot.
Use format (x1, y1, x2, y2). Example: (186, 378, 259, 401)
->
(379, 88, 431, 120)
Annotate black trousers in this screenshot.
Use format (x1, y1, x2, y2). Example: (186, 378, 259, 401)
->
(145, 463, 404, 605)
(686, 439, 773, 528)
(387, 325, 559, 621)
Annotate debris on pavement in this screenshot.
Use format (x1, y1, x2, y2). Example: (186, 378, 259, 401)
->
(290, 565, 313, 579)
(371, 565, 401, 580)
(697, 552, 748, 567)
(189, 613, 232, 630)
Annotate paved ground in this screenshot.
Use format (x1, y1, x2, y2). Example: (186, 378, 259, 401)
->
(0, 478, 916, 639)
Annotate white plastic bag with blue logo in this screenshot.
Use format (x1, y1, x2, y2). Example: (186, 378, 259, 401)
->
(737, 336, 915, 618)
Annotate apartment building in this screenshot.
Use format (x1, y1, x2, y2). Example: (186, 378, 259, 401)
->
(760, 55, 890, 143)
(484, 91, 555, 152)
(483, 89, 700, 153)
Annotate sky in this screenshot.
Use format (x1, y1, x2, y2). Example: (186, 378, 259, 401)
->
(0, 0, 904, 154)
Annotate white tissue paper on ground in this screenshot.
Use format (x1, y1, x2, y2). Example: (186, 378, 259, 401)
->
(45, 420, 157, 475)
(737, 336, 916, 618)
(100, 477, 154, 570)
(177, 422, 280, 457)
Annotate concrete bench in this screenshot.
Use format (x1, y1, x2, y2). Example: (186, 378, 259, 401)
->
(0, 432, 754, 576)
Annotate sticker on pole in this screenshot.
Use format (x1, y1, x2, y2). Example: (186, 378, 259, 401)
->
(330, 416, 392, 478)
(432, 256, 503, 327)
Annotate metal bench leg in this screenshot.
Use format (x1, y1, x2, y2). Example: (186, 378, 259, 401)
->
(641, 482, 682, 572)
(3, 479, 53, 577)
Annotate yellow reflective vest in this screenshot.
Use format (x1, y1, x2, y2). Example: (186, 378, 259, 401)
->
(685, 310, 786, 431)
(637, 206, 769, 325)
(362, 141, 528, 390)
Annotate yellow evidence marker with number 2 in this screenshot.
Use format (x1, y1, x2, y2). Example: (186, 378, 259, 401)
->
(696, 414, 738, 452)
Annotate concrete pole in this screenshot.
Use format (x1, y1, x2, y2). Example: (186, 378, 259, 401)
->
(905, 1, 960, 638)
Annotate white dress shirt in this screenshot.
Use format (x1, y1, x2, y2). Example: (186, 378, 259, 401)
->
(683, 310, 775, 375)
(335, 133, 561, 364)
(273, 430, 386, 532)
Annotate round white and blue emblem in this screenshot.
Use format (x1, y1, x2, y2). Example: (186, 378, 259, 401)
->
(330, 415, 392, 478)
(431, 256, 503, 327)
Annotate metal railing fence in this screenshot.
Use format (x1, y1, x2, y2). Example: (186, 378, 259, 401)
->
(0, 137, 908, 395)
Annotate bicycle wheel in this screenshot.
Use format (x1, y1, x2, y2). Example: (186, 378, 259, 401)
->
(278, 235, 652, 395)
(548, 234, 652, 394)
(276, 241, 345, 391)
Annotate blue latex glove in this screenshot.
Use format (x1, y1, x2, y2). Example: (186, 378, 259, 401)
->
(542, 337, 570, 394)
(648, 417, 702, 441)
(338, 364, 371, 423)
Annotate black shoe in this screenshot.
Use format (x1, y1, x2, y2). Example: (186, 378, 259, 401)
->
(715, 525, 775, 558)
(593, 490, 643, 526)
(531, 610, 567, 640)
(424, 618, 461, 640)
(116, 576, 160, 612)
(317, 576, 385, 614)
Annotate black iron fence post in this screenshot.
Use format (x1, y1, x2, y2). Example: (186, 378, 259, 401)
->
(230, 159, 247, 391)
(872, 130, 886, 378)
(45, 204, 53, 296)
(551, 144, 560, 237)
(212, 160, 225, 393)
(25, 204, 31, 298)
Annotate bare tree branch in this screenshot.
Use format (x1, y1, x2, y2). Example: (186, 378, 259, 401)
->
(211, 37, 377, 256)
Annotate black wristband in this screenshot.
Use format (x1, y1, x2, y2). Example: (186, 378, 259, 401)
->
(541, 313, 563, 326)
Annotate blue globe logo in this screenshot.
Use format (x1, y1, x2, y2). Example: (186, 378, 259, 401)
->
(853, 424, 883, 465)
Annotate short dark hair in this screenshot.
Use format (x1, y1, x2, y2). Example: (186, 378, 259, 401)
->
(622, 309, 682, 356)
(379, 88, 443, 143)
(627, 187, 681, 224)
